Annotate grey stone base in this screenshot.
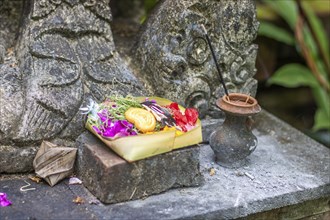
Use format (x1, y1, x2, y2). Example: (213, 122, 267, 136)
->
(201, 118, 223, 143)
(75, 132, 203, 204)
(0, 145, 38, 173)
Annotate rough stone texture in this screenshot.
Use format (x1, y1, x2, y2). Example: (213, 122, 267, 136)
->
(0, 0, 260, 173)
(3, 0, 144, 143)
(76, 132, 203, 204)
(134, 0, 259, 119)
(201, 118, 223, 142)
(241, 198, 330, 220)
(1, 111, 329, 219)
(0, 45, 5, 64)
(0, 145, 38, 173)
(0, 0, 145, 172)
(0, 177, 98, 220)
(0, 0, 23, 50)
(84, 111, 329, 219)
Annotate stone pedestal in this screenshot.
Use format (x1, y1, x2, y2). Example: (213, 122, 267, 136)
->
(76, 132, 203, 204)
(1, 112, 329, 219)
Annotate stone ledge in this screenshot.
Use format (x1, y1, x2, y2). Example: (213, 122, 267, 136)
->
(1, 111, 329, 219)
(86, 111, 330, 219)
(76, 132, 203, 204)
(0, 145, 38, 173)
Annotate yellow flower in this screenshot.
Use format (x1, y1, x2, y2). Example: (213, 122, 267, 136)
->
(163, 126, 184, 136)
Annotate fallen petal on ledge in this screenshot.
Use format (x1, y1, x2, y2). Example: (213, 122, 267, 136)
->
(0, 192, 12, 206)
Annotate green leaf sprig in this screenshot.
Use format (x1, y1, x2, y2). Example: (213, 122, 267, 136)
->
(104, 95, 143, 120)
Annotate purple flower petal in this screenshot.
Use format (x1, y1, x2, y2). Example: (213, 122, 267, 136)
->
(0, 192, 12, 206)
(92, 126, 101, 134)
(99, 120, 137, 138)
(102, 126, 117, 137)
(120, 120, 134, 129)
(97, 109, 109, 122)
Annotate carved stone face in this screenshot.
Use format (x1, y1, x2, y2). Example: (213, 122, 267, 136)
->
(135, 0, 259, 118)
(136, 1, 223, 118)
(156, 19, 213, 118)
(218, 0, 259, 96)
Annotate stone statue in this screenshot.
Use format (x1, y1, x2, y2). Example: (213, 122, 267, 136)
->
(217, 0, 259, 96)
(0, 0, 259, 173)
(134, 0, 259, 118)
(0, 0, 144, 144)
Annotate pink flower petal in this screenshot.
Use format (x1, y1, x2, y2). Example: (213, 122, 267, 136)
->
(0, 192, 12, 206)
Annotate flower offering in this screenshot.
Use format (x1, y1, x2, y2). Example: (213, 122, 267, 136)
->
(82, 96, 203, 162)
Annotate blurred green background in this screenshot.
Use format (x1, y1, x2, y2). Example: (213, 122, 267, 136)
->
(256, 0, 330, 147)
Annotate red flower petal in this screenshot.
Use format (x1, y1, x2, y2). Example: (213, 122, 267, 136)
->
(173, 110, 187, 124)
(185, 108, 198, 125)
(176, 121, 188, 132)
(166, 103, 199, 132)
(168, 102, 180, 111)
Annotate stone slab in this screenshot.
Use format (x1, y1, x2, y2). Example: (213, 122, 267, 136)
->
(0, 145, 38, 173)
(0, 176, 97, 220)
(84, 111, 329, 219)
(1, 111, 329, 219)
(76, 132, 203, 204)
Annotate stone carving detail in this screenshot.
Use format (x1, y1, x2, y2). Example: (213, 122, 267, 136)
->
(0, 0, 144, 144)
(134, 0, 259, 118)
(0, 0, 259, 172)
(218, 0, 259, 97)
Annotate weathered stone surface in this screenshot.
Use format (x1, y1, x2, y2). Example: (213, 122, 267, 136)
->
(0, 0, 144, 144)
(0, 0, 23, 50)
(84, 111, 329, 219)
(0, 45, 5, 64)
(241, 197, 330, 220)
(0, 178, 97, 220)
(0, 0, 145, 173)
(0, 0, 260, 173)
(201, 118, 223, 142)
(1, 112, 329, 219)
(0, 145, 38, 173)
(76, 132, 203, 204)
(134, 0, 259, 119)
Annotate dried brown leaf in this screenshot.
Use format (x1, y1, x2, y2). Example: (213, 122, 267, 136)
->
(29, 176, 42, 183)
(209, 168, 216, 176)
(73, 196, 84, 204)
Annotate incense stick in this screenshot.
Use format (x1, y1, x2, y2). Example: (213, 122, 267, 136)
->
(201, 25, 229, 97)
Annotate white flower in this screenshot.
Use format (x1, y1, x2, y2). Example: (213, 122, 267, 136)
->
(80, 99, 100, 121)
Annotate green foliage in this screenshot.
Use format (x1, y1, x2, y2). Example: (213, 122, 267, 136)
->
(314, 108, 330, 131)
(144, 0, 158, 13)
(105, 96, 142, 121)
(262, 0, 298, 28)
(301, 1, 329, 63)
(268, 64, 318, 88)
(259, 22, 295, 45)
(141, 0, 158, 24)
(259, 0, 330, 131)
(312, 87, 330, 130)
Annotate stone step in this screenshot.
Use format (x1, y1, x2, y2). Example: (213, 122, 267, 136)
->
(1, 111, 329, 219)
(75, 132, 203, 204)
